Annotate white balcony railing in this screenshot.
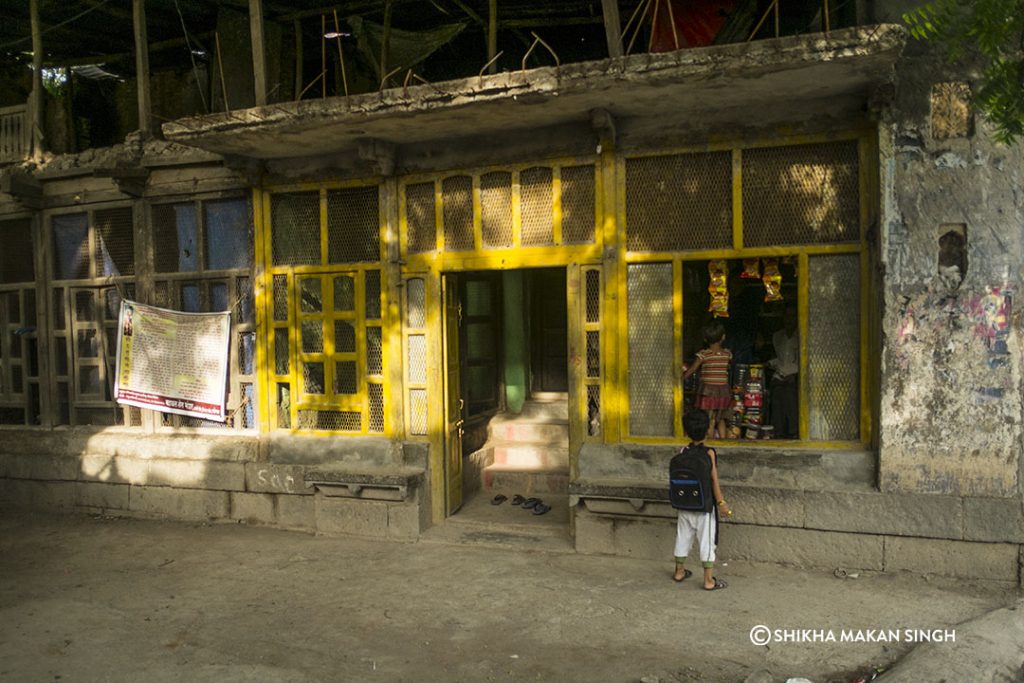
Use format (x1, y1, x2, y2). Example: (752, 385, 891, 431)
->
(0, 104, 30, 163)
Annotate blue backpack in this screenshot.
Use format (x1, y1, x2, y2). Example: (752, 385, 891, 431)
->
(669, 444, 715, 512)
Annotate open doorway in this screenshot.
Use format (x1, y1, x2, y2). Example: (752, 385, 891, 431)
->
(438, 268, 570, 540)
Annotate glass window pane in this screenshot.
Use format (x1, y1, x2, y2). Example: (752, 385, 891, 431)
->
(181, 284, 201, 312)
(205, 199, 251, 270)
(77, 329, 99, 358)
(52, 214, 90, 280)
(79, 366, 101, 395)
(210, 281, 229, 312)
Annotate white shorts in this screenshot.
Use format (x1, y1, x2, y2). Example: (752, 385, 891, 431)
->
(673, 510, 716, 565)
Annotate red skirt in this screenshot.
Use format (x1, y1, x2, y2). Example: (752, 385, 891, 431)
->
(696, 383, 732, 411)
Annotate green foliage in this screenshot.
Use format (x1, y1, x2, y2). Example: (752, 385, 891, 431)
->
(903, 0, 1024, 144)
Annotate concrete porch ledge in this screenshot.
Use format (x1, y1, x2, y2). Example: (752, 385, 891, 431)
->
(574, 508, 1023, 584)
(570, 479, 1024, 544)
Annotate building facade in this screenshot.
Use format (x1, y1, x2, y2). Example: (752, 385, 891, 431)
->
(0, 1, 1021, 583)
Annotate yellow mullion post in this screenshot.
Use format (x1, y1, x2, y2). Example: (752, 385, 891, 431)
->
(253, 187, 273, 434)
(552, 166, 563, 245)
(798, 251, 810, 440)
(858, 135, 872, 445)
(287, 270, 298, 431)
(612, 153, 627, 442)
(673, 257, 683, 439)
(382, 178, 403, 440)
(434, 179, 444, 253)
(354, 267, 367, 434)
(319, 188, 328, 267)
(566, 263, 583, 480)
(472, 174, 482, 252)
(425, 269, 445, 524)
(511, 169, 522, 249)
(732, 148, 743, 250)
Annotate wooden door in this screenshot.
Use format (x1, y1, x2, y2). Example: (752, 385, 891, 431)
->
(442, 274, 463, 515)
(531, 268, 568, 392)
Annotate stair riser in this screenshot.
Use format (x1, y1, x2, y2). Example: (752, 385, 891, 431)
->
(514, 402, 569, 422)
(484, 470, 569, 495)
(491, 445, 568, 469)
(488, 422, 568, 445)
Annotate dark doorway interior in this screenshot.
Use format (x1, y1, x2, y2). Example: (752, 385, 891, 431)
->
(529, 268, 568, 393)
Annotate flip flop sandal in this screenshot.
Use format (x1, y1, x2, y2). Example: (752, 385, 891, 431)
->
(521, 497, 541, 510)
(703, 577, 728, 591)
(532, 502, 551, 515)
(510, 494, 525, 506)
(672, 569, 693, 583)
(491, 494, 508, 505)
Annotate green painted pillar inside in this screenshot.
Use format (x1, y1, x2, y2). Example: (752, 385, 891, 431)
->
(502, 271, 528, 414)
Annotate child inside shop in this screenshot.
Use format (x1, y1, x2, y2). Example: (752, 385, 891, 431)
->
(683, 321, 733, 440)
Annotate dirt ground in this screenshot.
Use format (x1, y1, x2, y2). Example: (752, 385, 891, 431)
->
(0, 510, 1017, 683)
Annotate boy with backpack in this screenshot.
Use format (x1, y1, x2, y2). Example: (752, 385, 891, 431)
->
(669, 410, 733, 590)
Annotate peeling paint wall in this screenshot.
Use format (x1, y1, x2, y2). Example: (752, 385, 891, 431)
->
(877, 3, 1024, 496)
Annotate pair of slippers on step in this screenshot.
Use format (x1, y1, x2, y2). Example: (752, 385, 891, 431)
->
(491, 494, 551, 515)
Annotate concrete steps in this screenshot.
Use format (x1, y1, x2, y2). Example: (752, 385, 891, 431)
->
(474, 396, 570, 497)
(423, 490, 572, 552)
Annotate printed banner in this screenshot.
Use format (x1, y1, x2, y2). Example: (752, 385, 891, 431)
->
(114, 300, 231, 421)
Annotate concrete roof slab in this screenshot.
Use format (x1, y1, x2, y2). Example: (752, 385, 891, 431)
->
(163, 25, 906, 160)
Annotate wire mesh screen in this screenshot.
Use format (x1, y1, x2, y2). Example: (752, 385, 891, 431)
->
(586, 331, 600, 378)
(808, 254, 860, 441)
(406, 278, 425, 328)
(743, 141, 860, 247)
(0, 219, 34, 284)
(297, 409, 361, 431)
(520, 167, 554, 246)
(52, 214, 90, 280)
(625, 152, 732, 252)
(327, 186, 380, 263)
(480, 171, 513, 248)
(152, 203, 197, 273)
(406, 182, 437, 254)
(408, 334, 427, 384)
(442, 175, 474, 251)
(587, 384, 601, 437)
(368, 382, 384, 433)
(628, 263, 675, 436)
(271, 192, 321, 265)
(585, 269, 600, 323)
(561, 165, 596, 244)
(95, 207, 135, 277)
(366, 326, 383, 376)
(409, 388, 427, 435)
(273, 275, 288, 321)
(365, 270, 381, 320)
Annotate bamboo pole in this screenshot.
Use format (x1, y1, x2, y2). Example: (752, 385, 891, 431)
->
(29, 0, 44, 156)
(332, 10, 349, 96)
(132, 0, 152, 136)
(215, 31, 230, 112)
(249, 0, 267, 106)
(380, 0, 393, 88)
(293, 19, 303, 100)
(487, 0, 498, 73)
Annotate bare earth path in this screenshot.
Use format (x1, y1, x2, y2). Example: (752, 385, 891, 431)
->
(0, 511, 1016, 682)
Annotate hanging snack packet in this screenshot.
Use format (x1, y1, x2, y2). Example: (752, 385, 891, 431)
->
(708, 259, 729, 318)
(741, 258, 760, 279)
(763, 257, 783, 302)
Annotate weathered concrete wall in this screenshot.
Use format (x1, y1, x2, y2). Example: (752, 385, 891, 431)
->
(876, 3, 1024, 497)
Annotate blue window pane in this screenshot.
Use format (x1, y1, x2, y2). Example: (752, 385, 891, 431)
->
(174, 205, 199, 272)
(52, 214, 89, 280)
(210, 282, 228, 311)
(182, 284, 201, 312)
(205, 199, 250, 270)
